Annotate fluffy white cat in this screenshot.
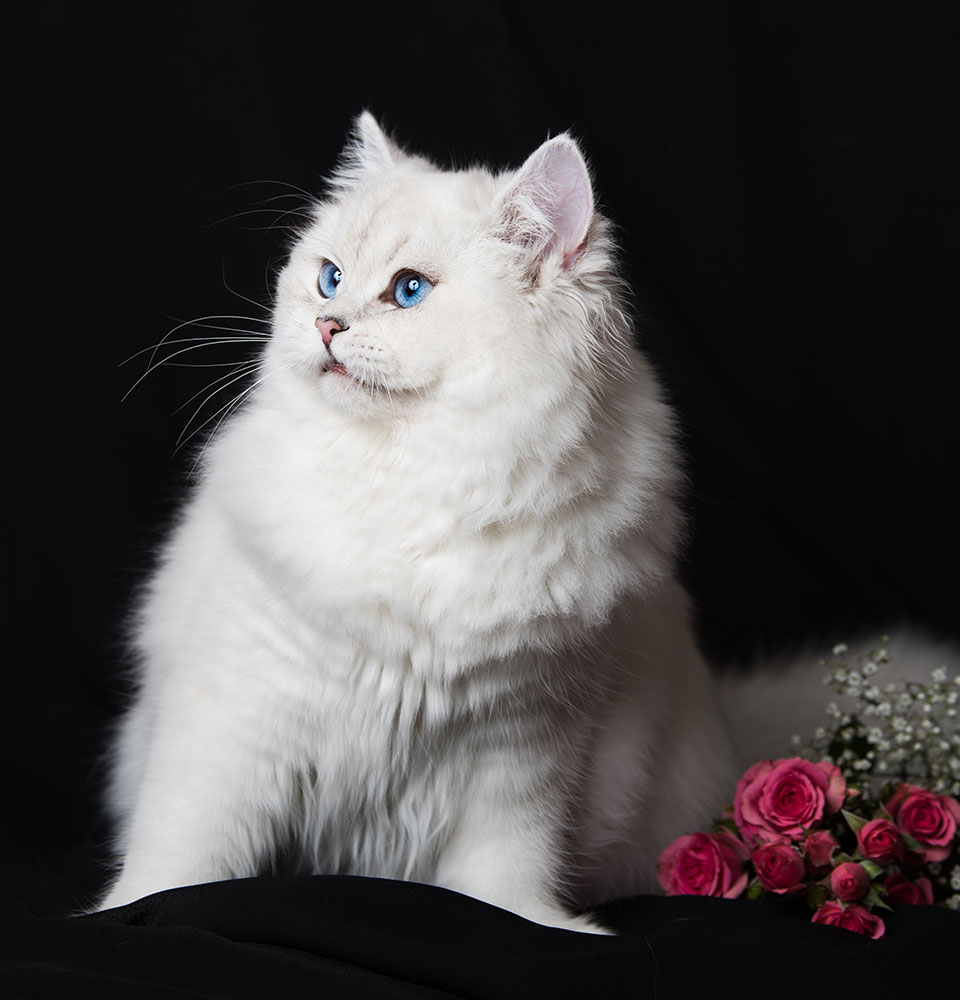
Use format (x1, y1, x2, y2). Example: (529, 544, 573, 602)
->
(99, 114, 939, 933)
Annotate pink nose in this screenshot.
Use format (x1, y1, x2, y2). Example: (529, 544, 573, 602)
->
(315, 317, 342, 346)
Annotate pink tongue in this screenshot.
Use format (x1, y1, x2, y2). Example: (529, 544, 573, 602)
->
(330, 364, 348, 375)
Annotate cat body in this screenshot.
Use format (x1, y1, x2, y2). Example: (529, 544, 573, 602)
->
(102, 116, 750, 930)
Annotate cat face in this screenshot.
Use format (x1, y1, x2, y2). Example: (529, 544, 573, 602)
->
(266, 114, 610, 423)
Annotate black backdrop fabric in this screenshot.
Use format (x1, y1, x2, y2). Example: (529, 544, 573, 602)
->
(7, 2, 959, 996)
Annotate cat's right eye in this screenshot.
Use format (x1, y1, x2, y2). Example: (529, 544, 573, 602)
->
(318, 261, 343, 299)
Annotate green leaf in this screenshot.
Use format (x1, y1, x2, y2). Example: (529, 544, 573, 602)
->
(901, 831, 923, 852)
(842, 810, 867, 835)
(806, 884, 829, 911)
(714, 817, 739, 837)
(745, 883, 766, 901)
(863, 884, 893, 911)
(860, 860, 885, 880)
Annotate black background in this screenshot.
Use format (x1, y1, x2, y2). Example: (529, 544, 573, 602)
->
(7, 2, 959, 994)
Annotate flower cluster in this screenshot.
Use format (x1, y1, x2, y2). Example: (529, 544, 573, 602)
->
(657, 644, 960, 938)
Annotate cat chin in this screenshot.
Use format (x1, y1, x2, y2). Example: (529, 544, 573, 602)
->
(316, 366, 420, 419)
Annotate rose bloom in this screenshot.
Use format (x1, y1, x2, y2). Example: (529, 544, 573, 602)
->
(803, 830, 839, 873)
(811, 901, 885, 939)
(658, 831, 749, 899)
(884, 872, 934, 905)
(734, 757, 846, 846)
(885, 783, 960, 862)
(856, 818, 905, 864)
(752, 844, 806, 894)
(830, 861, 870, 902)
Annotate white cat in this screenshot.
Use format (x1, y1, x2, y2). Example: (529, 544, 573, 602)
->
(98, 114, 932, 933)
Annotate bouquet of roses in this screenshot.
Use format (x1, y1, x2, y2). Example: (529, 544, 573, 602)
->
(657, 642, 960, 938)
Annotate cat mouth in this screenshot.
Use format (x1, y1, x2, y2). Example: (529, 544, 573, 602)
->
(322, 346, 350, 378)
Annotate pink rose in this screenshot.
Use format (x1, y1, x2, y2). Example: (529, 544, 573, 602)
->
(734, 757, 846, 846)
(811, 901, 885, 939)
(885, 784, 960, 862)
(658, 831, 750, 899)
(856, 818, 905, 864)
(884, 872, 934, 905)
(830, 861, 870, 902)
(803, 830, 839, 873)
(752, 844, 806, 894)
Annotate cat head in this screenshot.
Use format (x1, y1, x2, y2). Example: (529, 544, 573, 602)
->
(266, 113, 631, 424)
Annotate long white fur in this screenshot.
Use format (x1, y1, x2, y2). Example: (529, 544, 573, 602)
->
(100, 115, 947, 932)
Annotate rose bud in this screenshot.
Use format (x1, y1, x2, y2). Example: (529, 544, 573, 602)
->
(752, 843, 806, 894)
(884, 873, 934, 905)
(803, 830, 839, 873)
(811, 901, 885, 939)
(657, 831, 750, 899)
(885, 784, 960, 863)
(830, 861, 870, 902)
(856, 818, 905, 864)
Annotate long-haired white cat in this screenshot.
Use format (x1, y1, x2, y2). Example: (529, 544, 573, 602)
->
(99, 114, 937, 933)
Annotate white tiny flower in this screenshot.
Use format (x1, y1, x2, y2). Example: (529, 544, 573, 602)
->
(833, 643, 849, 655)
(947, 894, 960, 911)
(932, 666, 948, 683)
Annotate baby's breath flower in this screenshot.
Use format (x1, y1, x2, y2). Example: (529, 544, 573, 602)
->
(798, 642, 958, 807)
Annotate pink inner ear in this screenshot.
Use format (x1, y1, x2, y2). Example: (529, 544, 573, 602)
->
(513, 139, 593, 271)
(545, 150, 592, 269)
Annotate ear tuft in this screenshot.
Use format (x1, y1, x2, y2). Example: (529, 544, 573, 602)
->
(499, 135, 594, 275)
(353, 111, 398, 172)
(331, 112, 403, 189)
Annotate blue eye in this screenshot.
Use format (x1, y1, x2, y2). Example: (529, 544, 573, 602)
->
(318, 261, 342, 299)
(393, 272, 433, 308)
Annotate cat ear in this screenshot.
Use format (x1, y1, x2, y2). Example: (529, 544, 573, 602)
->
(332, 112, 405, 188)
(498, 135, 594, 275)
(353, 111, 401, 172)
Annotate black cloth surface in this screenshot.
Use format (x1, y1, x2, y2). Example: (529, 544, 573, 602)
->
(10, 2, 960, 997)
(2, 876, 955, 998)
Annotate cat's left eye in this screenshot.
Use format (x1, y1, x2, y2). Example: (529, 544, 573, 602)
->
(393, 272, 433, 309)
(318, 261, 343, 299)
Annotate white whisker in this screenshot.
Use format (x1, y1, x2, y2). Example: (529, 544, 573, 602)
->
(121, 338, 268, 401)
(176, 361, 265, 450)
